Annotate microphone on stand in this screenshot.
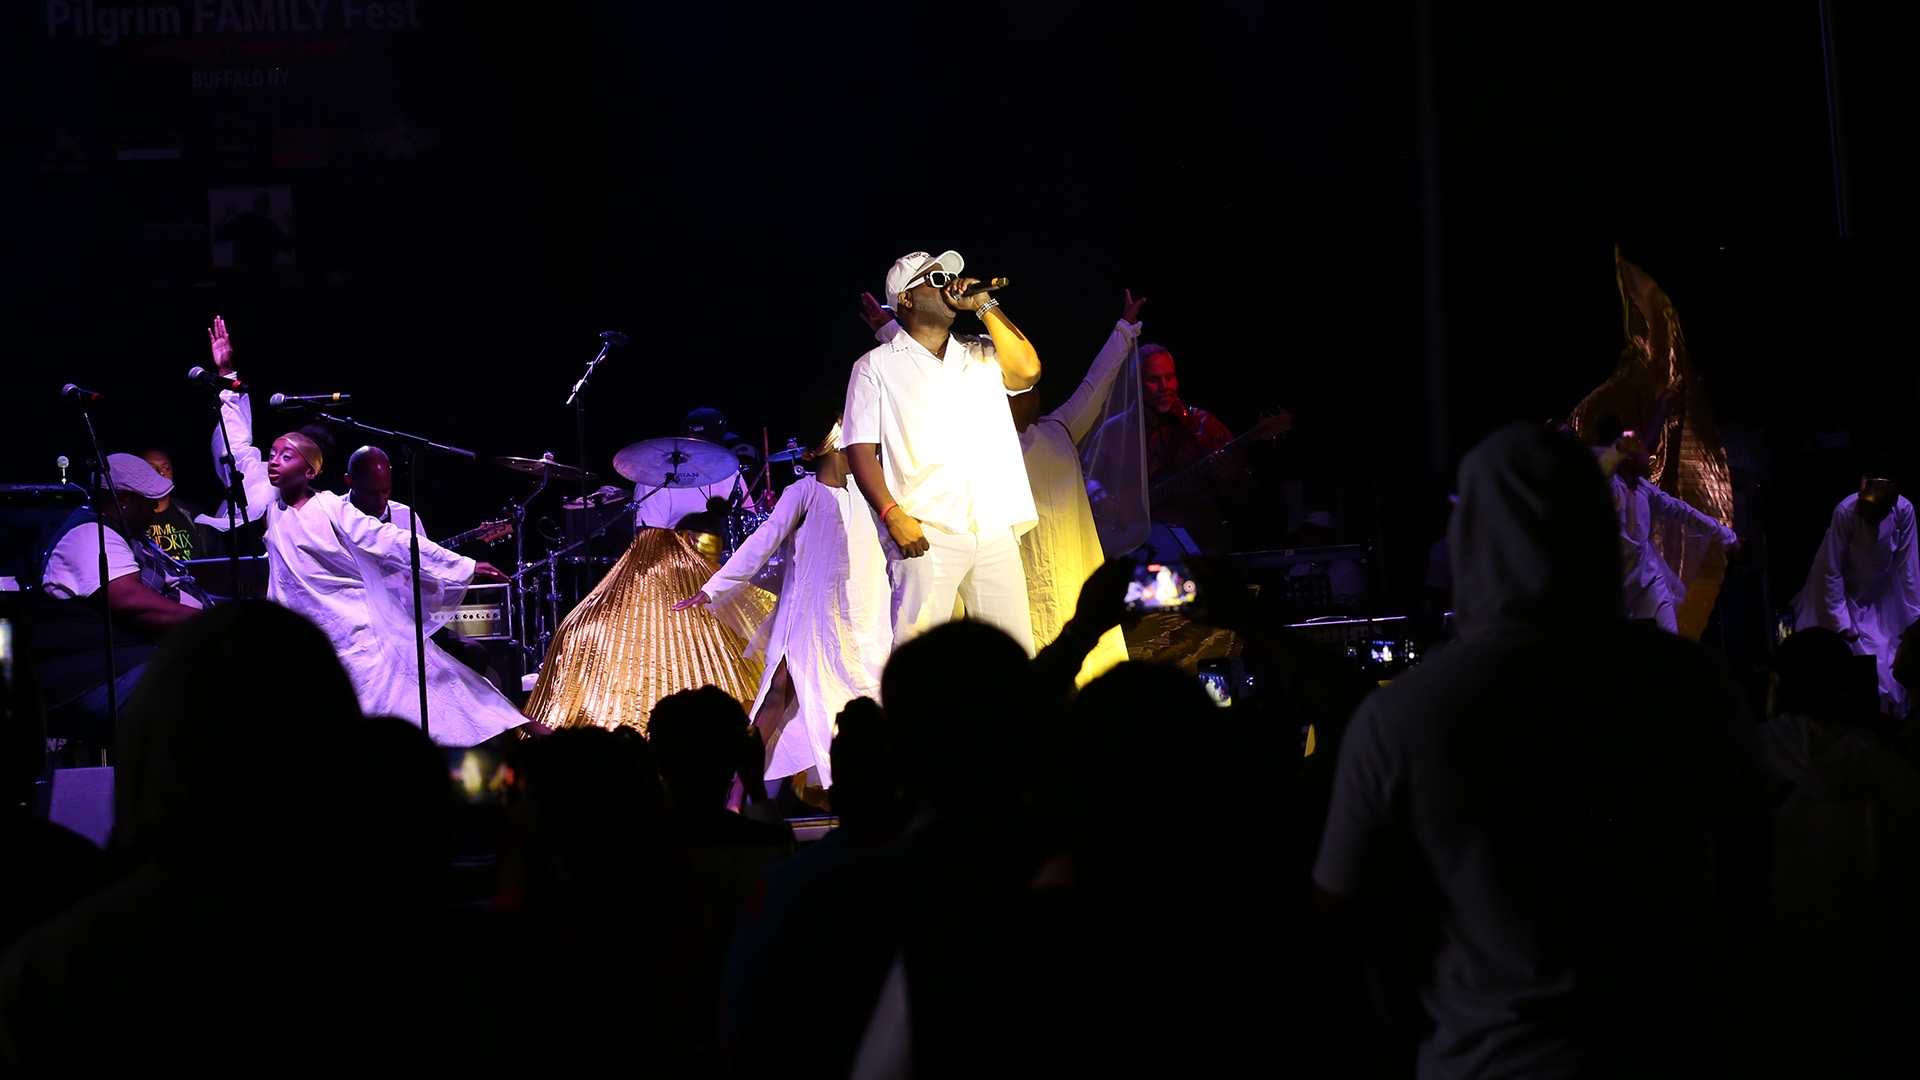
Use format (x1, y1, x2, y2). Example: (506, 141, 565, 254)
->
(188, 367, 249, 393)
(60, 384, 104, 402)
(599, 331, 629, 346)
(270, 392, 352, 408)
(56, 455, 70, 484)
(958, 277, 1010, 296)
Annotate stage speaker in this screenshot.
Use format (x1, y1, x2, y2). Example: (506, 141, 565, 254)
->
(48, 765, 115, 848)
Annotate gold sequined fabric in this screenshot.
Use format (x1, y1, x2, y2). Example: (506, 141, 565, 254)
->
(524, 529, 773, 733)
(1569, 248, 1735, 639)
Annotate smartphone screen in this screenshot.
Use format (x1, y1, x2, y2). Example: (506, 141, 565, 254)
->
(1346, 638, 1420, 672)
(1125, 556, 1198, 612)
(1198, 668, 1232, 707)
(445, 747, 515, 805)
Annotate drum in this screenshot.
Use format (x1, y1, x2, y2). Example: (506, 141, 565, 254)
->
(719, 505, 788, 592)
(722, 505, 769, 562)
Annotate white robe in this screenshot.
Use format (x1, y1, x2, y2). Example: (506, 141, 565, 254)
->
(1792, 493, 1920, 713)
(700, 475, 890, 788)
(216, 392, 526, 746)
(1611, 473, 1738, 633)
(1017, 319, 1138, 684)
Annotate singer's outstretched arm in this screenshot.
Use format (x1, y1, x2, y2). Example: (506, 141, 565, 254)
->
(945, 278, 1039, 390)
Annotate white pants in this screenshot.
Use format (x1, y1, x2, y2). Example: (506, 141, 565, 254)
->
(888, 523, 1035, 655)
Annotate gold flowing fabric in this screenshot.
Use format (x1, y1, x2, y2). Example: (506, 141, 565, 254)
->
(524, 529, 774, 733)
(1568, 248, 1735, 639)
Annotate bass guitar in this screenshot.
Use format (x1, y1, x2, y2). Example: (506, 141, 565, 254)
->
(440, 518, 513, 549)
(1148, 411, 1292, 505)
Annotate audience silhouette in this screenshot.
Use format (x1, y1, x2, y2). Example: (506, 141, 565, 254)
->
(0, 601, 488, 1075)
(5, 424, 1918, 1077)
(1314, 423, 1772, 1077)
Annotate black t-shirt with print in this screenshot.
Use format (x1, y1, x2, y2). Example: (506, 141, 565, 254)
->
(147, 502, 206, 562)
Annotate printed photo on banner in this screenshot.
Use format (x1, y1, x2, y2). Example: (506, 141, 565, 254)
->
(208, 186, 294, 267)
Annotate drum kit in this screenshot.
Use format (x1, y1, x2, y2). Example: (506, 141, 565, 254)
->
(479, 434, 799, 665)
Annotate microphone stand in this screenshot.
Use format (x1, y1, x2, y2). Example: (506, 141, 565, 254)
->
(509, 464, 550, 670)
(211, 391, 250, 598)
(308, 408, 475, 742)
(74, 402, 125, 752)
(564, 337, 617, 508)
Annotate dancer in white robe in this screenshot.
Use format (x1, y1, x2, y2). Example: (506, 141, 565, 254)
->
(1606, 462, 1739, 633)
(204, 317, 526, 745)
(1791, 479, 1920, 714)
(1011, 295, 1146, 684)
(674, 422, 889, 791)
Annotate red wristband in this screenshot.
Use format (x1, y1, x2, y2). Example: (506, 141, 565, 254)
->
(880, 502, 897, 520)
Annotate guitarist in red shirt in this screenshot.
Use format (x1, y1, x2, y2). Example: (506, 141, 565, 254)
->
(1140, 345, 1288, 551)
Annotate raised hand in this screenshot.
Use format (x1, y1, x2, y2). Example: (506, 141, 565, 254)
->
(859, 292, 893, 331)
(671, 591, 712, 611)
(1063, 557, 1139, 640)
(1121, 289, 1148, 323)
(207, 315, 234, 375)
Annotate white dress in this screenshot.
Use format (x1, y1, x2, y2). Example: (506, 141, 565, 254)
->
(700, 475, 890, 789)
(216, 392, 526, 746)
(1791, 493, 1920, 713)
(1610, 472, 1738, 633)
(1016, 319, 1139, 684)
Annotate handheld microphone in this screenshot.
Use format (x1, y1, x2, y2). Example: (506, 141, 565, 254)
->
(959, 277, 1010, 297)
(61, 384, 104, 402)
(270, 392, 351, 408)
(599, 331, 629, 346)
(188, 366, 248, 393)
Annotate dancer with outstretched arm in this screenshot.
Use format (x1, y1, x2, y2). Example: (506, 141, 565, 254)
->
(202, 316, 532, 745)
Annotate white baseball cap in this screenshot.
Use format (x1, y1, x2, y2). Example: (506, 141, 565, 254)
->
(883, 250, 964, 307)
(99, 453, 174, 499)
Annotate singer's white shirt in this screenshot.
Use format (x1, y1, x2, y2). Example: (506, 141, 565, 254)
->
(842, 331, 1037, 536)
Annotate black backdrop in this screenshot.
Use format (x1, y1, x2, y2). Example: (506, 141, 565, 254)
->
(4, 1, 1915, 583)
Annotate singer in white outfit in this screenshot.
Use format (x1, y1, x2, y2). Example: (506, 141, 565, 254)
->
(843, 250, 1042, 653)
(203, 317, 527, 746)
(863, 289, 1142, 682)
(674, 421, 890, 793)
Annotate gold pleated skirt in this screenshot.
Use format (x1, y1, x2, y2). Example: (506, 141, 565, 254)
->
(524, 529, 773, 733)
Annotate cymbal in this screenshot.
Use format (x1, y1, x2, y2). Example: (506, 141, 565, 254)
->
(612, 436, 738, 489)
(765, 447, 807, 463)
(496, 455, 597, 483)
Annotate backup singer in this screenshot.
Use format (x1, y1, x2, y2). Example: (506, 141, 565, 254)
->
(204, 317, 526, 746)
(843, 250, 1042, 652)
(347, 444, 496, 679)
